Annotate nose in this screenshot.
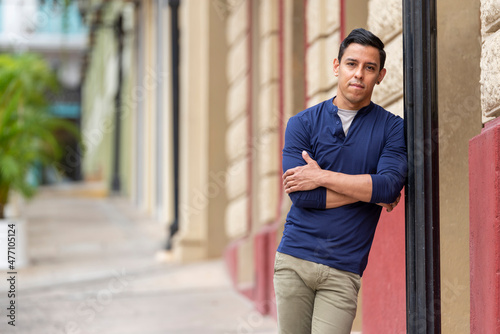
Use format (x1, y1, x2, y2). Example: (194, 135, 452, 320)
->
(354, 65, 363, 80)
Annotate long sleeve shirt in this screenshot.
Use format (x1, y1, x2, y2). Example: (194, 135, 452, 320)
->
(277, 97, 407, 276)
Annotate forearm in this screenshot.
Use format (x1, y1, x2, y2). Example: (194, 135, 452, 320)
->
(318, 170, 373, 203)
(325, 189, 359, 208)
(288, 187, 327, 209)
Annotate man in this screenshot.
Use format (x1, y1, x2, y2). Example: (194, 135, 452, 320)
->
(274, 28, 407, 333)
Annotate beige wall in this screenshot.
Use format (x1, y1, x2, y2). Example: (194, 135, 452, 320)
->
(345, 0, 368, 34)
(437, 0, 482, 332)
(225, 0, 251, 247)
(305, 0, 340, 107)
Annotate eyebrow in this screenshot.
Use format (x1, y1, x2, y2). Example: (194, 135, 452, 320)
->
(344, 57, 379, 68)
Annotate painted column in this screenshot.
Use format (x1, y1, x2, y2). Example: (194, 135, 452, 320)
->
(469, 1, 500, 332)
(469, 117, 500, 334)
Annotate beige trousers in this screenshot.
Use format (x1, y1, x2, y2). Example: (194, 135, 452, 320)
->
(273, 252, 361, 334)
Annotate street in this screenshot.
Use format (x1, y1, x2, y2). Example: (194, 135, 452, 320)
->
(0, 183, 277, 334)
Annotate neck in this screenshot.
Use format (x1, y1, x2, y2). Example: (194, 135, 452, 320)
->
(333, 97, 368, 111)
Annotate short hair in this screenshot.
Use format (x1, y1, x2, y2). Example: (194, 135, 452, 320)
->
(338, 28, 386, 70)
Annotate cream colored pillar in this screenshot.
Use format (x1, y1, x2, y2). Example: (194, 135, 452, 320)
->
(174, 0, 210, 261)
(173, 0, 229, 261)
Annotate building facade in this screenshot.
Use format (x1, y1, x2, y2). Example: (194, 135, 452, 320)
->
(80, 0, 500, 333)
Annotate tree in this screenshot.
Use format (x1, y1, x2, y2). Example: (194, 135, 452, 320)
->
(0, 53, 80, 218)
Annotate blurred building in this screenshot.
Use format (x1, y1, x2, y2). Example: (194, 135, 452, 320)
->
(79, 0, 500, 333)
(0, 0, 87, 181)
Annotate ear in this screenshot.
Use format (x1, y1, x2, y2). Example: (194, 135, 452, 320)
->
(377, 68, 387, 84)
(333, 58, 340, 76)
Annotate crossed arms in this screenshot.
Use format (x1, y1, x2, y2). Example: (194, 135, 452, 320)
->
(281, 114, 407, 212)
(283, 150, 400, 211)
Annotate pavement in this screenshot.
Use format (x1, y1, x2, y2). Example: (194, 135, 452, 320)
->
(0, 183, 278, 334)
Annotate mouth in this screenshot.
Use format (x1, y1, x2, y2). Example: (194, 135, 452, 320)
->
(349, 82, 365, 89)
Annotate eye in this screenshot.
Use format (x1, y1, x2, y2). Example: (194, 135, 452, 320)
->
(366, 65, 375, 71)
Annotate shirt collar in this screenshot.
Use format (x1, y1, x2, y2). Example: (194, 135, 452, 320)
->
(328, 96, 374, 115)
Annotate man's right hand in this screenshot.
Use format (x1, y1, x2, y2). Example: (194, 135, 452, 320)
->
(283, 151, 324, 193)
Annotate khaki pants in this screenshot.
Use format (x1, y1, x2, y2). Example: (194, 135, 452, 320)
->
(273, 252, 361, 334)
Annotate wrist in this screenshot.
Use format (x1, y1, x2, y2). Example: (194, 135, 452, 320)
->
(317, 169, 330, 188)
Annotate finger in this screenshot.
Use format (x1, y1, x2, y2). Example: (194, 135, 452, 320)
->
(283, 177, 293, 189)
(302, 151, 314, 164)
(377, 203, 390, 211)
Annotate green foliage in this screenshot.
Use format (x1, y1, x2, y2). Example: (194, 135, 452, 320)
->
(0, 53, 81, 218)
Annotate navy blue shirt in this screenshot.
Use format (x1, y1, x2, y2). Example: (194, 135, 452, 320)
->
(277, 97, 407, 276)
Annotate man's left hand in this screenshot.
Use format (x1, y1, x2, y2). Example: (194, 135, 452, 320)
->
(377, 194, 401, 212)
(283, 151, 324, 193)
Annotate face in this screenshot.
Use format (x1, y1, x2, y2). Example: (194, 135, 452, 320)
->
(333, 43, 386, 110)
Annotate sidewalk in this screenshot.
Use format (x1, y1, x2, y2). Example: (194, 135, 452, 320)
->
(0, 183, 277, 334)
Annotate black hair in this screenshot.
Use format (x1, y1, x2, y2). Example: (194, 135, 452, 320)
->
(338, 28, 386, 70)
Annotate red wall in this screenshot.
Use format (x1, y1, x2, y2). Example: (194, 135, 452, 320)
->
(362, 192, 406, 334)
(469, 117, 500, 334)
